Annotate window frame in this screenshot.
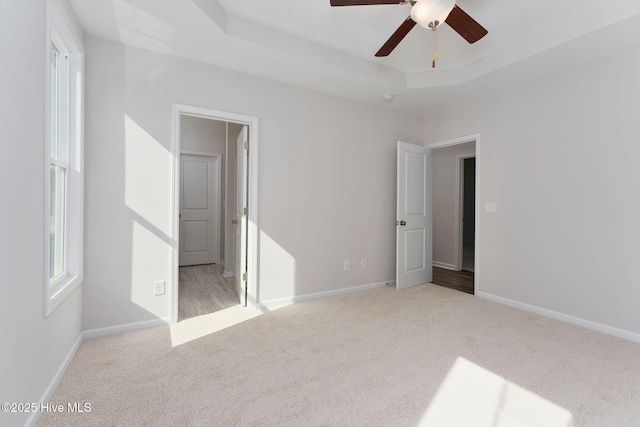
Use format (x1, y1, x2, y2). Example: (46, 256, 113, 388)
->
(49, 42, 69, 285)
(44, 0, 84, 316)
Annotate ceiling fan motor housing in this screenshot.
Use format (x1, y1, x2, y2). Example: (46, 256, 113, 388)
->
(410, 0, 456, 29)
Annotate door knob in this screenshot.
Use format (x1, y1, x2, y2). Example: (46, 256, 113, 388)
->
(400, 221, 407, 226)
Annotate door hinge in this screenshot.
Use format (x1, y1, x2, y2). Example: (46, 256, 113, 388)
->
(244, 140, 249, 150)
(244, 207, 248, 215)
(242, 272, 248, 281)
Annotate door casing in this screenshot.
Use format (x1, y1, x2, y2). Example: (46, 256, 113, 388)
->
(171, 104, 259, 323)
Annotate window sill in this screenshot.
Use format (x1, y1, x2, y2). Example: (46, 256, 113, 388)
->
(45, 274, 83, 317)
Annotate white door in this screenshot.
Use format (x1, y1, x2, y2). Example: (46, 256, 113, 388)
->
(396, 141, 432, 289)
(235, 126, 248, 306)
(179, 154, 220, 266)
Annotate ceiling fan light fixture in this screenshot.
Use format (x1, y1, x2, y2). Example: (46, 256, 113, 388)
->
(410, 0, 456, 30)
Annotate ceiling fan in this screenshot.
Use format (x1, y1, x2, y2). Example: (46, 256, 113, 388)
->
(330, 0, 487, 60)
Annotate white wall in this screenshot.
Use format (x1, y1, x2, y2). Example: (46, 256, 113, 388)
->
(432, 142, 475, 268)
(427, 46, 640, 337)
(0, 1, 83, 426)
(82, 37, 425, 330)
(180, 115, 227, 260)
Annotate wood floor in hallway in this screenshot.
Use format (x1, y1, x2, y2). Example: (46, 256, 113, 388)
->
(432, 266, 474, 295)
(178, 264, 239, 321)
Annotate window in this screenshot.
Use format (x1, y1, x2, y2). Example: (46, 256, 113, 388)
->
(45, 0, 84, 316)
(49, 43, 67, 282)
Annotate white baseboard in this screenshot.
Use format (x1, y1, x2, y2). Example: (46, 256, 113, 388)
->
(433, 261, 456, 270)
(477, 292, 640, 344)
(83, 318, 170, 340)
(223, 270, 234, 278)
(26, 333, 83, 427)
(259, 280, 394, 309)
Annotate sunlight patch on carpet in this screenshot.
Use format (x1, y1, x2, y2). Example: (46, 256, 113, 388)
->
(170, 305, 264, 347)
(419, 357, 574, 427)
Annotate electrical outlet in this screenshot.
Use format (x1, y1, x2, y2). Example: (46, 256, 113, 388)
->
(344, 260, 350, 272)
(361, 259, 367, 269)
(154, 281, 165, 296)
(486, 203, 497, 213)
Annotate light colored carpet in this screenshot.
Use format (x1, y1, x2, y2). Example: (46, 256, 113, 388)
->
(38, 284, 640, 426)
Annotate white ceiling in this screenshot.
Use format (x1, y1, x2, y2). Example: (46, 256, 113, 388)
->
(68, 0, 640, 116)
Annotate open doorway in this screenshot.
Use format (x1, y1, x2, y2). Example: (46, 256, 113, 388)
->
(171, 105, 259, 324)
(430, 138, 477, 295)
(177, 116, 240, 321)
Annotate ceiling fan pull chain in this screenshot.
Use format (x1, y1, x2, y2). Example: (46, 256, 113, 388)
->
(432, 26, 438, 68)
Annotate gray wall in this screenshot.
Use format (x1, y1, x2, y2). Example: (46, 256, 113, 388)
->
(180, 115, 226, 153)
(427, 45, 640, 338)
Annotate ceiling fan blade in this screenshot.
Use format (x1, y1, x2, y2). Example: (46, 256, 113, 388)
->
(445, 5, 488, 44)
(330, 0, 405, 6)
(375, 16, 416, 57)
